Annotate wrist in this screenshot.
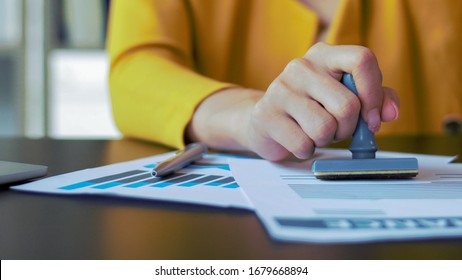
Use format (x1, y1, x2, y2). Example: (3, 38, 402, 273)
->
(186, 87, 263, 151)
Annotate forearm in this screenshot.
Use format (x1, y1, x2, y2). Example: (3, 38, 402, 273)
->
(110, 51, 233, 148)
(186, 87, 264, 151)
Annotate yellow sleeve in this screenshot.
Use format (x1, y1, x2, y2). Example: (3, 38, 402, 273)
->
(107, 0, 233, 148)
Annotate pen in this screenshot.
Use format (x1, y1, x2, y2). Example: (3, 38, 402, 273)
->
(152, 142, 208, 177)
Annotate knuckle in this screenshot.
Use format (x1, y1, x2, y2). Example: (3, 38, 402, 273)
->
(284, 57, 313, 75)
(247, 123, 290, 161)
(289, 135, 315, 158)
(264, 81, 290, 110)
(353, 47, 377, 67)
(266, 79, 289, 99)
(259, 147, 290, 162)
(266, 79, 283, 93)
(331, 97, 361, 140)
(311, 116, 337, 147)
(250, 100, 271, 129)
(298, 96, 314, 111)
(285, 58, 303, 73)
(335, 95, 361, 122)
(306, 42, 328, 57)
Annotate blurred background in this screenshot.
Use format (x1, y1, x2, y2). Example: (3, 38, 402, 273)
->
(0, 0, 120, 139)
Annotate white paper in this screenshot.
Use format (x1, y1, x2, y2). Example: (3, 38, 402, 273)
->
(13, 153, 253, 209)
(230, 149, 462, 243)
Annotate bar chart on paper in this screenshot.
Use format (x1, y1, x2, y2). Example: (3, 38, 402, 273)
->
(59, 167, 240, 190)
(13, 154, 251, 209)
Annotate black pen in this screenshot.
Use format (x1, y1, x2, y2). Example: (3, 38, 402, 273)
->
(152, 142, 208, 177)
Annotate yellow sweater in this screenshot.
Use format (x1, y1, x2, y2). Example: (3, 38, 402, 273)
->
(107, 0, 462, 149)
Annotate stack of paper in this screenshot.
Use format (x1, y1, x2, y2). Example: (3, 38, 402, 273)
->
(13, 148, 462, 243)
(229, 149, 462, 243)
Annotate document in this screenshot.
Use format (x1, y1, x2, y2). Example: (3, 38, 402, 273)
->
(13, 147, 462, 243)
(229, 149, 462, 243)
(13, 153, 253, 209)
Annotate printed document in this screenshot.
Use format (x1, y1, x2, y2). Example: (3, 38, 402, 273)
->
(229, 149, 462, 243)
(13, 153, 252, 209)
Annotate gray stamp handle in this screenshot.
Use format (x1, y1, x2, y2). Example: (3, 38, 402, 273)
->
(341, 73, 378, 159)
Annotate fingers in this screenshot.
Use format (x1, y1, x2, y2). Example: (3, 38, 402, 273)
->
(381, 87, 400, 122)
(305, 43, 383, 132)
(274, 58, 361, 140)
(250, 112, 315, 161)
(285, 93, 355, 145)
(248, 94, 315, 161)
(246, 42, 400, 161)
(248, 77, 358, 160)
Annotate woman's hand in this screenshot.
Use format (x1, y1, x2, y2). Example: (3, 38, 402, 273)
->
(187, 43, 399, 161)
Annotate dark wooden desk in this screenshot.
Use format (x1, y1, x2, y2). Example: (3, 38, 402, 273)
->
(1, 136, 461, 259)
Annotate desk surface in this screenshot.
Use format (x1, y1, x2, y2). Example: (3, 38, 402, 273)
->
(1, 136, 461, 259)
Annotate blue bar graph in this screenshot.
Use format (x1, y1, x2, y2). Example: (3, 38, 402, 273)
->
(60, 170, 147, 190)
(124, 173, 185, 188)
(59, 168, 240, 190)
(205, 176, 235, 186)
(222, 183, 240, 189)
(152, 174, 204, 188)
(187, 163, 231, 171)
(93, 181, 121, 189)
(178, 175, 223, 187)
(92, 173, 152, 189)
